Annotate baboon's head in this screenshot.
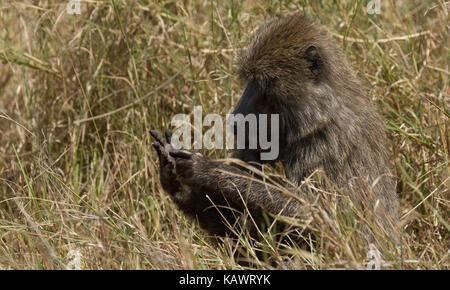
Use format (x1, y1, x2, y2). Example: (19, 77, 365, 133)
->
(232, 15, 356, 149)
(239, 15, 324, 83)
(230, 14, 373, 162)
(237, 14, 351, 106)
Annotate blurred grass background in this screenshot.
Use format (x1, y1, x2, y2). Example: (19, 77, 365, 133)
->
(0, 0, 448, 269)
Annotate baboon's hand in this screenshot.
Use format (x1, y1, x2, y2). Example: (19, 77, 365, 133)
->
(150, 129, 182, 195)
(169, 149, 214, 192)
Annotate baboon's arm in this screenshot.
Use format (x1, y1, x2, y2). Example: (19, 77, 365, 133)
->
(169, 149, 302, 218)
(151, 129, 302, 234)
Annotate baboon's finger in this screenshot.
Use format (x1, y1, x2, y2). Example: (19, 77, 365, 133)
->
(152, 142, 175, 170)
(151, 141, 163, 155)
(165, 129, 173, 143)
(169, 149, 193, 159)
(149, 129, 167, 146)
(152, 141, 170, 158)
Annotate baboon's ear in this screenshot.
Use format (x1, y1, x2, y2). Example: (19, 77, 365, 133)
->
(305, 45, 318, 59)
(305, 45, 323, 77)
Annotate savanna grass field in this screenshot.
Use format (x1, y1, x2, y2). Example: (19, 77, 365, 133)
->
(0, 0, 448, 270)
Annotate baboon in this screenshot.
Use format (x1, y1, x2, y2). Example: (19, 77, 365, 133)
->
(151, 14, 399, 246)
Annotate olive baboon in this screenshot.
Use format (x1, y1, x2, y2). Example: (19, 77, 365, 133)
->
(151, 14, 399, 244)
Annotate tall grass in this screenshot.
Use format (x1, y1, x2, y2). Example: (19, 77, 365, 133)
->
(0, 0, 448, 269)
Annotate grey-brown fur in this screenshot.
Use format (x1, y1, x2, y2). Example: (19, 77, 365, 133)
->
(151, 14, 399, 244)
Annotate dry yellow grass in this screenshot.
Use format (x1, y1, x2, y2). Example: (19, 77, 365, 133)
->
(0, 0, 448, 269)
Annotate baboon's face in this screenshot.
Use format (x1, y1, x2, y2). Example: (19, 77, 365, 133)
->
(231, 15, 328, 150)
(237, 15, 327, 107)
